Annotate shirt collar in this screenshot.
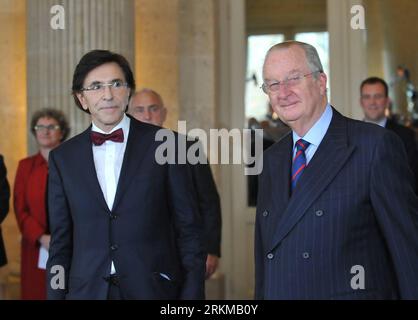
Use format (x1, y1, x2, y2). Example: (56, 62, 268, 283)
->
(292, 103, 333, 149)
(364, 117, 387, 128)
(91, 113, 130, 135)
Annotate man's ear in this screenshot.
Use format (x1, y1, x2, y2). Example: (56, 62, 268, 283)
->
(76, 92, 88, 111)
(318, 72, 328, 96)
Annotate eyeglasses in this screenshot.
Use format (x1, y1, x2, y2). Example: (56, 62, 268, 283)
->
(81, 80, 129, 93)
(34, 124, 61, 131)
(261, 70, 322, 94)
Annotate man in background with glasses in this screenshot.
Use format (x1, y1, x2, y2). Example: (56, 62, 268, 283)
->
(255, 41, 418, 299)
(360, 76, 418, 193)
(46, 50, 205, 300)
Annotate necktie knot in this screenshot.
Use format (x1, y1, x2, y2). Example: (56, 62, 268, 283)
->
(295, 139, 310, 152)
(91, 128, 124, 146)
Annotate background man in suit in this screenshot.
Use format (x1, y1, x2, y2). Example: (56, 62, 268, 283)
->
(46, 50, 205, 300)
(0, 155, 10, 268)
(255, 41, 418, 299)
(360, 76, 418, 190)
(128, 89, 222, 279)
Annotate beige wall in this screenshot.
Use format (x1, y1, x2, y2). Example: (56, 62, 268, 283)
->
(246, 0, 327, 35)
(134, 0, 180, 130)
(134, 0, 219, 165)
(0, 0, 26, 289)
(364, 0, 385, 78)
(134, 0, 218, 133)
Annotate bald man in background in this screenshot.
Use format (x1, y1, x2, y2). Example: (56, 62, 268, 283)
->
(128, 89, 222, 279)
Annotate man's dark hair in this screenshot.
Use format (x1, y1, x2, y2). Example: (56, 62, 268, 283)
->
(71, 50, 136, 113)
(360, 77, 389, 97)
(30, 108, 71, 142)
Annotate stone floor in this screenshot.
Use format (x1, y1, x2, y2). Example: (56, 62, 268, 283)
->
(0, 272, 225, 300)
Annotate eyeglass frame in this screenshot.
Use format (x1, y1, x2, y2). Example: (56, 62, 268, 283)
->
(80, 80, 129, 93)
(261, 70, 323, 94)
(34, 124, 61, 131)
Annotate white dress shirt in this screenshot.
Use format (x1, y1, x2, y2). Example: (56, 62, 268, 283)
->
(91, 113, 130, 274)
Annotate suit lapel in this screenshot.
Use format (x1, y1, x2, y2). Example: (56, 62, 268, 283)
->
(269, 109, 356, 252)
(112, 118, 154, 211)
(78, 127, 110, 212)
(268, 133, 292, 229)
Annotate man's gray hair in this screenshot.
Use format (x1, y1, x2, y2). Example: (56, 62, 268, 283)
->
(265, 41, 324, 79)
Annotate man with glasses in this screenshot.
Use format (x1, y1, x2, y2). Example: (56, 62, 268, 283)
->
(128, 89, 222, 280)
(360, 76, 418, 191)
(46, 50, 205, 300)
(255, 41, 418, 299)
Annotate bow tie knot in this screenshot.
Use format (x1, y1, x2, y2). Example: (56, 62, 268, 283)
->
(91, 128, 124, 146)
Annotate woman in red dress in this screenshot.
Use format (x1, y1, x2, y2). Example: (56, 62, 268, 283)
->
(14, 108, 69, 299)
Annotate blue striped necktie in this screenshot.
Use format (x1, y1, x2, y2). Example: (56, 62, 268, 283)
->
(291, 139, 310, 192)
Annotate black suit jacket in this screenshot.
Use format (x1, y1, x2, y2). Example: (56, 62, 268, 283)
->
(0, 155, 10, 267)
(385, 119, 418, 190)
(255, 108, 418, 299)
(46, 117, 206, 299)
(189, 153, 222, 257)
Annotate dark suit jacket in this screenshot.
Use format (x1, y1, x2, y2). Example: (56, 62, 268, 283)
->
(190, 162, 221, 257)
(187, 139, 222, 257)
(385, 118, 418, 190)
(46, 117, 206, 299)
(0, 155, 10, 267)
(255, 108, 418, 299)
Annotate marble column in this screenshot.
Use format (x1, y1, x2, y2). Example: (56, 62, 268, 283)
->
(178, 0, 217, 133)
(26, 0, 135, 154)
(134, 0, 180, 130)
(327, 0, 367, 120)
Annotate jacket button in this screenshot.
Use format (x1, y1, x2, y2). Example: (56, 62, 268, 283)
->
(110, 214, 118, 220)
(262, 210, 269, 217)
(267, 253, 274, 259)
(110, 244, 119, 251)
(315, 210, 324, 217)
(302, 252, 310, 259)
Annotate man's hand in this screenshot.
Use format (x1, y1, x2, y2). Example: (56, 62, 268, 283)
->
(39, 234, 51, 250)
(205, 254, 219, 279)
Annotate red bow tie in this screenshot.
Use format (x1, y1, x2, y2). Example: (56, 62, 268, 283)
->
(91, 128, 124, 146)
